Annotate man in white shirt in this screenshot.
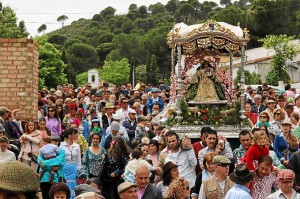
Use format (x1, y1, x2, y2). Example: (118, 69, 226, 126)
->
(115, 97, 129, 124)
(164, 131, 197, 189)
(0, 136, 16, 163)
(268, 169, 300, 199)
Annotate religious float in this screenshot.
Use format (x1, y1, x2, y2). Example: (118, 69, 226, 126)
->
(158, 20, 251, 139)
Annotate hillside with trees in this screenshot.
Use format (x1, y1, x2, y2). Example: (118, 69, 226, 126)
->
(1, 0, 300, 88)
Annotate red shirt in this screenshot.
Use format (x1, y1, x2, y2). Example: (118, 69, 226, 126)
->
(244, 144, 269, 171)
(192, 141, 205, 174)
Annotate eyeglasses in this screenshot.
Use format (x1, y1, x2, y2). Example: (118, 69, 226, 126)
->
(278, 100, 284, 102)
(48, 110, 55, 112)
(259, 129, 266, 131)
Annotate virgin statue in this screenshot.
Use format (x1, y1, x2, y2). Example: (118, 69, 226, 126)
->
(188, 60, 225, 101)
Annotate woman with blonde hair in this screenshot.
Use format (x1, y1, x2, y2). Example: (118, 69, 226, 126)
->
(164, 178, 190, 199)
(270, 108, 285, 136)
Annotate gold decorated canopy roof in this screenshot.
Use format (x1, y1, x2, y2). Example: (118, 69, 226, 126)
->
(167, 20, 250, 54)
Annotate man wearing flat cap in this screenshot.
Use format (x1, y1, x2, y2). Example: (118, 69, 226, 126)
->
(118, 181, 137, 199)
(268, 169, 300, 199)
(0, 161, 40, 199)
(199, 155, 234, 199)
(225, 163, 254, 199)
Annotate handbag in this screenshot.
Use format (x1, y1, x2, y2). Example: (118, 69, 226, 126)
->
(29, 142, 38, 163)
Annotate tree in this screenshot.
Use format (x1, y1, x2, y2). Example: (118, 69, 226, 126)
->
(57, 15, 68, 27)
(260, 34, 300, 85)
(36, 36, 67, 88)
(99, 58, 130, 85)
(220, 0, 232, 7)
(149, 3, 166, 15)
(138, 6, 148, 18)
(135, 64, 147, 82)
(38, 24, 47, 34)
(100, 6, 116, 21)
(65, 43, 99, 73)
(165, 0, 179, 14)
(234, 67, 261, 86)
(0, 4, 29, 38)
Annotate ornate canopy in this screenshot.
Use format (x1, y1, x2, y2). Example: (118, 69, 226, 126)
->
(167, 20, 250, 55)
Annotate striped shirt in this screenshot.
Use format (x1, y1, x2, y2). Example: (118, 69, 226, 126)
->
(251, 172, 279, 199)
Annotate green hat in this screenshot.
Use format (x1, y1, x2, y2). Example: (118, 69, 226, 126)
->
(138, 115, 147, 122)
(0, 161, 39, 192)
(212, 155, 231, 164)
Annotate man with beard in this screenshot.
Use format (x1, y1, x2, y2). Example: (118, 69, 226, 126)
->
(198, 129, 233, 170)
(251, 156, 279, 199)
(164, 131, 197, 190)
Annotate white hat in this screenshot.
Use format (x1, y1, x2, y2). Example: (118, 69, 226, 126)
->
(128, 108, 136, 114)
(54, 90, 63, 97)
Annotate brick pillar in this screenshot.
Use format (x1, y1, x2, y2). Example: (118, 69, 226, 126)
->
(0, 38, 39, 121)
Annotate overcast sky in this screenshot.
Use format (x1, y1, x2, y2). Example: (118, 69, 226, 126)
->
(2, 0, 220, 36)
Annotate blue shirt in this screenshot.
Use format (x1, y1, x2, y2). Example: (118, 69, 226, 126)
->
(225, 184, 251, 199)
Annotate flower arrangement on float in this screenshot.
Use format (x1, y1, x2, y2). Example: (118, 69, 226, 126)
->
(163, 98, 249, 127)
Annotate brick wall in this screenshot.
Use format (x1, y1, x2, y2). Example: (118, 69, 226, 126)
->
(0, 38, 39, 121)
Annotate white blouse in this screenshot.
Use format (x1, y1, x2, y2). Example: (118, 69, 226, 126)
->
(60, 141, 81, 169)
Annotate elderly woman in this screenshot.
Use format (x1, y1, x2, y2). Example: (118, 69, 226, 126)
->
(251, 94, 267, 114)
(270, 108, 286, 136)
(164, 178, 190, 199)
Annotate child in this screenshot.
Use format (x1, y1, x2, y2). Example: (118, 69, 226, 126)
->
(39, 137, 60, 183)
(244, 131, 269, 171)
(91, 118, 101, 135)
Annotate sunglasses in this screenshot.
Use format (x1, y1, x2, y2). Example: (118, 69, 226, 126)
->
(260, 116, 267, 119)
(274, 113, 281, 115)
(122, 102, 129, 104)
(48, 110, 55, 112)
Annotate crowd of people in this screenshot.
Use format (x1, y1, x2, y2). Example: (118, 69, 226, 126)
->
(0, 81, 300, 199)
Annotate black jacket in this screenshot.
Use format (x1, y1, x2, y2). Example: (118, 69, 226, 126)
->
(141, 183, 163, 199)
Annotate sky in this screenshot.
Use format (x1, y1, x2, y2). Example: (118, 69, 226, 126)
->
(2, 0, 220, 36)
